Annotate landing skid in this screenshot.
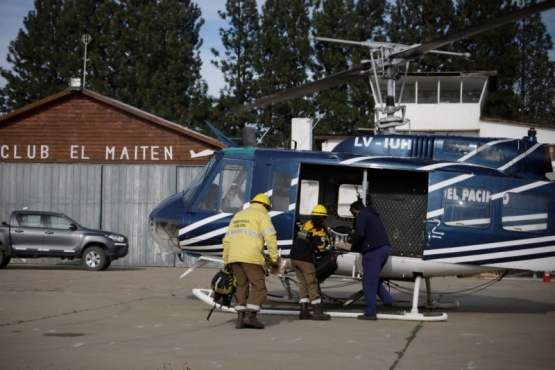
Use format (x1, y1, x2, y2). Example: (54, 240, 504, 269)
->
(343, 275, 459, 310)
(192, 287, 448, 322)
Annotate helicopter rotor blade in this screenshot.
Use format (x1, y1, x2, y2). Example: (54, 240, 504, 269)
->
(232, 0, 555, 114)
(390, 0, 555, 60)
(233, 62, 372, 113)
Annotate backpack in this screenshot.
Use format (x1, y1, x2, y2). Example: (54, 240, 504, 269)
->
(206, 266, 237, 320)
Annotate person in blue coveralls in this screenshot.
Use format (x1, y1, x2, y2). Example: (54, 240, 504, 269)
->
(349, 197, 395, 320)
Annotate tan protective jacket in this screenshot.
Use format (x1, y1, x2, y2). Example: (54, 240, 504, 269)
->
(222, 203, 278, 266)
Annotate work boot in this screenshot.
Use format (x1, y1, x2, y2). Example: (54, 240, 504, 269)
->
(235, 311, 246, 329)
(312, 303, 331, 320)
(243, 311, 265, 329)
(299, 303, 313, 320)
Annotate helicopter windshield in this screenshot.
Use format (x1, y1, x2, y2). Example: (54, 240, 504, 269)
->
(182, 155, 218, 207)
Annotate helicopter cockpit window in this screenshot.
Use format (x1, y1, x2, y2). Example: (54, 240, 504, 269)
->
(443, 187, 491, 229)
(299, 180, 319, 216)
(272, 172, 292, 212)
(183, 156, 217, 206)
(198, 174, 220, 211)
(502, 192, 548, 234)
(220, 164, 247, 213)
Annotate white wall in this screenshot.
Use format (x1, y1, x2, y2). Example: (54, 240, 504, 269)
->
(396, 103, 481, 133)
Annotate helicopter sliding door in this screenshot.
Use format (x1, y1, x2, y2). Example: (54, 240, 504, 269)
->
(365, 168, 428, 258)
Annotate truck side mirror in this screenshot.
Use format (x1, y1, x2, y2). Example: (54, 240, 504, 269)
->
(69, 223, 78, 231)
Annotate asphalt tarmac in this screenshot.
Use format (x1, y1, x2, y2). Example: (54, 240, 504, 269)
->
(0, 264, 554, 370)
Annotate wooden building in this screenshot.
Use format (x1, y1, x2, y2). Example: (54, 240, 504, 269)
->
(0, 88, 225, 268)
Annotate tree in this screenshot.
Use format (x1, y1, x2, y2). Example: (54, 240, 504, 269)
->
(0, 0, 97, 112)
(448, 0, 521, 120)
(388, 0, 456, 71)
(253, 0, 314, 148)
(513, 0, 555, 125)
(1, 0, 210, 128)
(311, 0, 387, 135)
(210, 0, 261, 141)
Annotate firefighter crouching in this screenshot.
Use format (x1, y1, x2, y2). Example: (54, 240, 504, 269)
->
(222, 193, 279, 329)
(289, 204, 331, 321)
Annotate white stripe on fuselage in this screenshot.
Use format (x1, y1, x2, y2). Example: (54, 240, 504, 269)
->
(424, 235, 555, 257)
(179, 185, 298, 247)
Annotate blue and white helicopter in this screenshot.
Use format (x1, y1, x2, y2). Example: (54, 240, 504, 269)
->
(149, 1, 555, 321)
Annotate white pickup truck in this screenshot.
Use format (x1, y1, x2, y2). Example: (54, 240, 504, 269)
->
(0, 210, 129, 271)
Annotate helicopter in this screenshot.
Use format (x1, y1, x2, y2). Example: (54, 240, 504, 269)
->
(148, 1, 555, 321)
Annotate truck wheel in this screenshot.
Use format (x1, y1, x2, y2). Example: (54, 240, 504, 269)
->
(101, 259, 112, 271)
(0, 250, 10, 268)
(83, 246, 109, 271)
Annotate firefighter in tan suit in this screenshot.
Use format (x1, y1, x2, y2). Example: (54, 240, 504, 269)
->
(223, 193, 279, 329)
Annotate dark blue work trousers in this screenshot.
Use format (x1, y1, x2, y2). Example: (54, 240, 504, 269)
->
(361, 245, 394, 317)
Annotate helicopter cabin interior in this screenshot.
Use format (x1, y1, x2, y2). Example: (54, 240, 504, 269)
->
(295, 163, 428, 259)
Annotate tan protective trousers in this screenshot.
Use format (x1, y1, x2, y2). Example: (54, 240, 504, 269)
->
(291, 259, 321, 302)
(231, 262, 268, 311)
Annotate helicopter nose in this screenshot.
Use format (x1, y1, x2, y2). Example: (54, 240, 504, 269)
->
(148, 193, 184, 254)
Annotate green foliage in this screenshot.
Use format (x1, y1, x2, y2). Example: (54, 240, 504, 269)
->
(210, 0, 261, 140)
(311, 0, 387, 135)
(389, 0, 456, 71)
(0, 0, 93, 111)
(1, 0, 209, 129)
(1, 0, 554, 137)
(513, 0, 555, 125)
(253, 0, 314, 148)
(449, 0, 521, 119)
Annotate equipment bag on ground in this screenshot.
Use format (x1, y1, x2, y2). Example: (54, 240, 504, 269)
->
(207, 266, 237, 320)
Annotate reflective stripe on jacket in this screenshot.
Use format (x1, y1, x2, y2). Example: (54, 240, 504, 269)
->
(222, 203, 278, 266)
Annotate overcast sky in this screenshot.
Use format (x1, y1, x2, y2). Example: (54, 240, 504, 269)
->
(1, 0, 554, 98)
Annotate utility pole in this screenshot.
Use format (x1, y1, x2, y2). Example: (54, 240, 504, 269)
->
(81, 34, 91, 88)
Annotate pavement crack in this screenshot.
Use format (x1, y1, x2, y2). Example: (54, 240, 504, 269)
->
(390, 321, 424, 370)
(1, 297, 146, 327)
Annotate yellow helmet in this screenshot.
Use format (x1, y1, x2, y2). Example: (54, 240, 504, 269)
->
(311, 204, 328, 217)
(250, 193, 271, 208)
